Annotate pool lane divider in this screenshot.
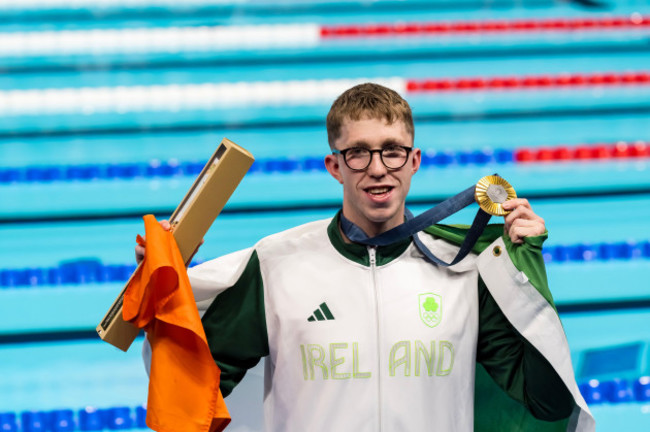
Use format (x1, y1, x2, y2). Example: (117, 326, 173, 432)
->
(1, 374, 649, 431)
(1, 240, 649, 289)
(2, 140, 649, 184)
(320, 15, 650, 37)
(579, 376, 650, 405)
(405, 72, 650, 92)
(1, 15, 649, 59)
(0, 405, 148, 432)
(1, 72, 650, 117)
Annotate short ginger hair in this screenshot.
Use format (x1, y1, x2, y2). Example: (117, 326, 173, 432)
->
(326, 82, 414, 149)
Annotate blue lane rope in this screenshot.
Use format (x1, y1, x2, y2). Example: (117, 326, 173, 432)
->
(579, 376, 650, 405)
(0, 405, 148, 432)
(1, 240, 649, 288)
(0, 149, 513, 184)
(1, 374, 648, 431)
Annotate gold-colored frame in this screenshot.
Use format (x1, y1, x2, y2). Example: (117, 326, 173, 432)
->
(96, 138, 254, 351)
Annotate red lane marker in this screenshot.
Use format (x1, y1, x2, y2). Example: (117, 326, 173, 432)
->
(536, 148, 555, 161)
(514, 149, 534, 162)
(574, 146, 595, 159)
(479, 20, 509, 31)
(515, 142, 650, 163)
(406, 71, 650, 93)
(320, 15, 650, 38)
(631, 141, 649, 157)
(593, 144, 613, 159)
(455, 78, 486, 89)
(522, 76, 554, 87)
(554, 147, 572, 160)
(613, 142, 632, 158)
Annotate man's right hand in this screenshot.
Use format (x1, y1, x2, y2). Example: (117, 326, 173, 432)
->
(135, 219, 171, 264)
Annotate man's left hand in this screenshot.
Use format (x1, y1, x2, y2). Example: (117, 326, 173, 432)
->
(501, 198, 546, 244)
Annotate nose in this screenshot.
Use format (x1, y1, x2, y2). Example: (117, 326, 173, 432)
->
(366, 151, 387, 177)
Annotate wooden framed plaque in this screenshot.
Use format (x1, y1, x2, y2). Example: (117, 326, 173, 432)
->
(96, 138, 255, 351)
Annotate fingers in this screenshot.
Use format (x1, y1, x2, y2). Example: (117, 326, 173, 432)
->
(503, 200, 538, 227)
(134, 219, 172, 264)
(506, 218, 545, 244)
(501, 198, 545, 244)
(501, 198, 532, 212)
(135, 244, 145, 264)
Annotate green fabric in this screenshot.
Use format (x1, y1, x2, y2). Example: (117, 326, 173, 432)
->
(425, 223, 573, 430)
(327, 211, 412, 267)
(474, 364, 570, 432)
(201, 250, 269, 397)
(476, 278, 573, 429)
(425, 223, 553, 305)
(424, 223, 507, 255)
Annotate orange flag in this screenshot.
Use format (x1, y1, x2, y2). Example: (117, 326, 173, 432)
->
(123, 214, 230, 432)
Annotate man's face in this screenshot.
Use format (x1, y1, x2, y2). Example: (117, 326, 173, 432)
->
(325, 116, 421, 237)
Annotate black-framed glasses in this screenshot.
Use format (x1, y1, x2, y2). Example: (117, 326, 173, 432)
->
(332, 145, 413, 171)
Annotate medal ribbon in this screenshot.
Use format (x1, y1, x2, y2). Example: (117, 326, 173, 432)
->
(340, 183, 493, 267)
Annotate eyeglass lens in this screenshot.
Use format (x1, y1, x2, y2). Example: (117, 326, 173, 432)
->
(345, 147, 409, 170)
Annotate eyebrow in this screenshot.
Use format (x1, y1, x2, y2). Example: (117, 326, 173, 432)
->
(348, 138, 405, 148)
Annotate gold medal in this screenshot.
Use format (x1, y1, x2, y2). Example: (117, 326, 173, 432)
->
(475, 175, 517, 216)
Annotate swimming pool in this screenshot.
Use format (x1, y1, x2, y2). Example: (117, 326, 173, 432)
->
(2, 0, 650, 430)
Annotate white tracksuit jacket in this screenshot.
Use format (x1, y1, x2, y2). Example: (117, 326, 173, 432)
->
(150, 214, 594, 432)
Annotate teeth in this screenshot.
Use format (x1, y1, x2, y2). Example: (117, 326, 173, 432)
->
(368, 187, 390, 194)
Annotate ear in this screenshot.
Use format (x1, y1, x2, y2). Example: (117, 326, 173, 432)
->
(325, 154, 344, 184)
(410, 147, 422, 174)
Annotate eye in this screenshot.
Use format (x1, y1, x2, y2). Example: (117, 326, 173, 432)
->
(346, 147, 368, 158)
(382, 146, 406, 158)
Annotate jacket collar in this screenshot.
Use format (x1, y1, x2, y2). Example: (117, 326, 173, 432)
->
(327, 211, 412, 267)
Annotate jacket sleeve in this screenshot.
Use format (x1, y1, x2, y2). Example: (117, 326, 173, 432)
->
(190, 248, 270, 397)
(476, 233, 574, 422)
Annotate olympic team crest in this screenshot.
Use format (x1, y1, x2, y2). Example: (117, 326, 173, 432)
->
(418, 293, 442, 328)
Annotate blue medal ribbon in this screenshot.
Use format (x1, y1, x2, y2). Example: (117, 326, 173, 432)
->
(340, 183, 492, 267)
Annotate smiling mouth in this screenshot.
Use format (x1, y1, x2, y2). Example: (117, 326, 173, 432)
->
(365, 186, 393, 196)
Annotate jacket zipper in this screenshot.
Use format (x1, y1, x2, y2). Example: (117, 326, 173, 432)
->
(369, 246, 382, 432)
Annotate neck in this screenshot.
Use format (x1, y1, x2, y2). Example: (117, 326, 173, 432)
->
(339, 209, 403, 241)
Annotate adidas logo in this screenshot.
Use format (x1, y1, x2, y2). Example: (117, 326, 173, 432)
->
(307, 302, 335, 322)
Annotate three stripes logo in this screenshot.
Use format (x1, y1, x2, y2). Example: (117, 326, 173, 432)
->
(307, 302, 335, 322)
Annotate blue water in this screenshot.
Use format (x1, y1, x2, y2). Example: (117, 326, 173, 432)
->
(2, 1, 650, 430)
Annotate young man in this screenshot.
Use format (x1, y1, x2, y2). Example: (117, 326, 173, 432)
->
(140, 83, 593, 431)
